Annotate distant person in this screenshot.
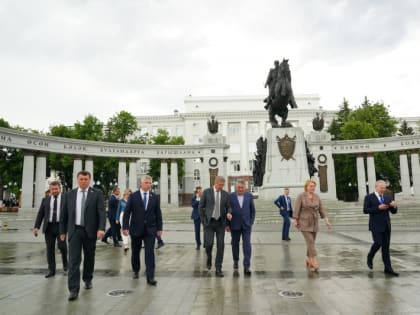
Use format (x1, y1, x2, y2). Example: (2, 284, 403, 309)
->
(116, 188, 132, 253)
(60, 171, 106, 301)
(199, 176, 231, 277)
(102, 187, 121, 247)
(227, 180, 255, 276)
(123, 175, 163, 285)
(364, 180, 399, 276)
(191, 186, 203, 250)
(293, 179, 331, 272)
(33, 181, 68, 278)
(274, 188, 293, 241)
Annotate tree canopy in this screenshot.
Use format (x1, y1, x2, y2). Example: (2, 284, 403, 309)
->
(328, 98, 399, 201)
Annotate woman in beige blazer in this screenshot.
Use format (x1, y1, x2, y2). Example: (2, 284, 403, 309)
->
(293, 179, 331, 271)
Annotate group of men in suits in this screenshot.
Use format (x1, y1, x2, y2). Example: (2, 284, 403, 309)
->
(199, 176, 256, 277)
(33, 174, 399, 303)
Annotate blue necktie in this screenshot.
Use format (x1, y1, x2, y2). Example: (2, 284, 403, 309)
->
(143, 192, 147, 209)
(380, 195, 384, 204)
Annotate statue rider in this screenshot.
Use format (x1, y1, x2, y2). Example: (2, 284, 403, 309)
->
(263, 60, 280, 109)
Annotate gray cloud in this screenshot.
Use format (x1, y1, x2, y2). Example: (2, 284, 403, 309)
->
(0, 0, 419, 129)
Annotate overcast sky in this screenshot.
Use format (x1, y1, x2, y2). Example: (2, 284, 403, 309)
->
(1, 0, 420, 131)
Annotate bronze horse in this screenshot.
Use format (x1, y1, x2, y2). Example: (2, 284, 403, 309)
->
(264, 59, 298, 127)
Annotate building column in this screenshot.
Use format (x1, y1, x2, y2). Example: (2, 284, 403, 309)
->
(160, 160, 168, 205)
(128, 160, 138, 190)
(200, 157, 210, 189)
(411, 151, 420, 197)
(34, 154, 47, 208)
(399, 152, 411, 198)
(240, 121, 248, 173)
(170, 160, 178, 206)
(72, 158, 83, 189)
(366, 154, 376, 194)
(221, 122, 228, 137)
(118, 161, 127, 192)
(259, 120, 266, 137)
(85, 158, 94, 187)
(21, 152, 35, 208)
(356, 155, 367, 201)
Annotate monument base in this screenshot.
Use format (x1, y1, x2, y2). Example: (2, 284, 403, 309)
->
(260, 127, 309, 198)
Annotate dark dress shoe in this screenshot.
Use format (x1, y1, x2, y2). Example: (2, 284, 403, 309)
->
(367, 256, 373, 270)
(206, 257, 212, 270)
(147, 279, 157, 286)
(45, 272, 55, 278)
(286, 238, 291, 241)
(133, 272, 139, 279)
(384, 269, 399, 277)
(68, 291, 78, 301)
(196, 245, 200, 250)
(113, 243, 122, 247)
(215, 269, 224, 277)
(84, 281, 92, 289)
(233, 261, 239, 269)
(63, 262, 68, 272)
(244, 268, 252, 276)
(124, 247, 129, 253)
(156, 242, 165, 249)
(101, 238, 109, 244)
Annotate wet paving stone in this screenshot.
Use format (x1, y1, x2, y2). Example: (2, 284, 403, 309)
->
(1, 216, 420, 314)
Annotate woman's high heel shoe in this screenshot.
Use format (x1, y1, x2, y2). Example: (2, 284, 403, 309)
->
(305, 258, 311, 269)
(312, 259, 319, 272)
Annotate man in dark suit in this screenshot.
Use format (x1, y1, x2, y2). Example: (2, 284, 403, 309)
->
(33, 181, 68, 278)
(123, 175, 163, 286)
(363, 180, 398, 276)
(60, 170, 106, 301)
(102, 187, 121, 247)
(199, 176, 231, 277)
(274, 188, 293, 241)
(227, 179, 255, 276)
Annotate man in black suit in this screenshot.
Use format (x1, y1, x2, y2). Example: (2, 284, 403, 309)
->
(199, 176, 231, 277)
(363, 180, 398, 276)
(123, 175, 163, 285)
(33, 181, 68, 278)
(102, 187, 121, 247)
(60, 170, 106, 301)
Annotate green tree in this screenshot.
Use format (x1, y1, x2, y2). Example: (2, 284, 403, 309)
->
(73, 115, 104, 141)
(328, 98, 399, 201)
(148, 129, 185, 185)
(106, 111, 138, 143)
(0, 118, 11, 128)
(328, 99, 351, 140)
(0, 118, 23, 203)
(397, 120, 414, 136)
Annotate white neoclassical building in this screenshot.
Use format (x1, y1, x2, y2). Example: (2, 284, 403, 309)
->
(135, 94, 336, 194)
(134, 94, 420, 197)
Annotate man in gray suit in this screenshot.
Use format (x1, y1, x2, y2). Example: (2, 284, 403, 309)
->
(199, 176, 231, 277)
(60, 170, 106, 301)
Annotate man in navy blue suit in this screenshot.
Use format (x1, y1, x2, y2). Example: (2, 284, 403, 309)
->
(274, 188, 292, 241)
(363, 180, 398, 276)
(123, 175, 163, 285)
(227, 179, 256, 276)
(102, 187, 121, 247)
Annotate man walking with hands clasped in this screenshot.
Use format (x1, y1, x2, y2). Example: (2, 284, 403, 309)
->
(227, 179, 255, 276)
(364, 180, 399, 276)
(123, 175, 163, 285)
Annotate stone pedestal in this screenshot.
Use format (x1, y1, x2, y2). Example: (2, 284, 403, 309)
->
(259, 127, 309, 199)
